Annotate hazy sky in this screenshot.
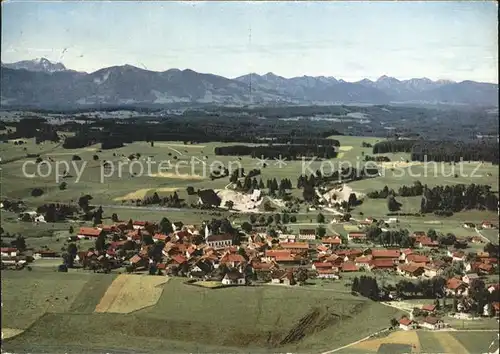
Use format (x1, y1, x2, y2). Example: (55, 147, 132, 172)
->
(2, 1, 498, 82)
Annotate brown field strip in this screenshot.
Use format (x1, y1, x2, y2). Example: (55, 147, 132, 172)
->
(351, 331, 421, 353)
(433, 332, 468, 354)
(94, 274, 168, 314)
(1, 328, 25, 340)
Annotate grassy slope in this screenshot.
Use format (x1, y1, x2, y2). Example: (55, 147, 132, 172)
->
(1, 271, 92, 329)
(3, 275, 402, 353)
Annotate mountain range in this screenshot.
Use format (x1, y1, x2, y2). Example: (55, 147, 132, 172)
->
(1, 58, 498, 107)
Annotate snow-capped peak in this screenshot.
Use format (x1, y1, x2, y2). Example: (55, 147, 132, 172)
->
(2, 57, 67, 73)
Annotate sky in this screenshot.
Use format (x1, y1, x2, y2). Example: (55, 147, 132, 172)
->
(1, 1, 498, 83)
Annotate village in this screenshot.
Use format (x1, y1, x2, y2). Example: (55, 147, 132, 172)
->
(2, 211, 499, 334)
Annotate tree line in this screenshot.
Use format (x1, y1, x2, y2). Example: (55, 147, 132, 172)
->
(214, 144, 339, 160)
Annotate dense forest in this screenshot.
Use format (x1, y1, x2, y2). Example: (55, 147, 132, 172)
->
(367, 182, 498, 215)
(411, 141, 499, 163)
(214, 144, 339, 160)
(372, 139, 499, 164)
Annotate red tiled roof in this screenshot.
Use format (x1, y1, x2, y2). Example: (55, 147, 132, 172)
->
(447, 277, 466, 290)
(252, 262, 274, 270)
(372, 249, 401, 258)
(418, 237, 439, 246)
(322, 236, 342, 245)
(370, 259, 396, 268)
(265, 249, 292, 258)
(478, 263, 493, 271)
(129, 255, 142, 264)
(78, 227, 102, 237)
(341, 261, 359, 272)
(133, 221, 148, 226)
(280, 242, 309, 250)
(313, 262, 333, 269)
(100, 225, 118, 232)
(407, 254, 429, 263)
(399, 317, 413, 326)
(157, 263, 167, 270)
(355, 255, 372, 264)
(1, 248, 18, 253)
(402, 248, 414, 256)
(220, 253, 245, 264)
(317, 245, 329, 253)
(153, 233, 170, 241)
(422, 304, 436, 312)
(317, 269, 337, 274)
(171, 255, 187, 264)
(399, 263, 425, 274)
(348, 232, 366, 238)
(423, 316, 441, 325)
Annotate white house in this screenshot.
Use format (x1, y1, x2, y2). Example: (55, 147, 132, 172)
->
(386, 217, 399, 224)
(278, 234, 296, 243)
(298, 229, 316, 241)
(222, 270, 246, 285)
(462, 273, 479, 284)
(206, 234, 233, 249)
(132, 221, 147, 230)
(316, 269, 339, 279)
(250, 189, 261, 202)
(447, 250, 466, 262)
(1, 248, 19, 257)
(420, 317, 445, 330)
(481, 221, 496, 229)
(399, 317, 417, 331)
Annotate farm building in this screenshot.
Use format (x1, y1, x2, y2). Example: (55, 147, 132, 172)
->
(316, 269, 340, 279)
(222, 270, 246, 285)
(421, 304, 437, 314)
(271, 269, 296, 285)
(279, 242, 309, 251)
(132, 220, 148, 230)
(1, 247, 19, 257)
(445, 278, 469, 297)
(399, 317, 417, 331)
(348, 232, 367, 242)
(405, 254, 429, 264)
(321, 236, 342, 247)
(298, 229, 316, 241)
(398, 263, 425, 278)
(420, 317, 445, 330)
(77, 227, 104, 239)
(341, 261, 359, 272)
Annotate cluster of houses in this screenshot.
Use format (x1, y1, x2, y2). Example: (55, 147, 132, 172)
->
(3, 216, 499, 297)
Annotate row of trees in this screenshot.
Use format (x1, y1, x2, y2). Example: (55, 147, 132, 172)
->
(367, 182, 424, 199)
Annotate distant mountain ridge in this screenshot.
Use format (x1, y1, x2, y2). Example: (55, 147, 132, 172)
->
(1, 58, 498, 107)
(1, 58, 68, 73)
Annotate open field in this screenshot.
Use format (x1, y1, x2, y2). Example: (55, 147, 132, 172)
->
(94, 274, 168, 313)
(2, 275, 403, 353)
(1, 271, 97, 331)
(336, 330, 499, 354)
(350, 330, 420, 353)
